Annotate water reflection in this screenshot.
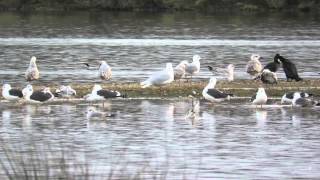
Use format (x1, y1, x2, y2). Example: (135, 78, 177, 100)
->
(255, 110, 268, 128)
(0, 99, 320, 179)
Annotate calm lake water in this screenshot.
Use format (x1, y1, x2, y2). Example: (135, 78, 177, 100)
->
(1, 11, 320, 179)
(0, 12, 320, 84)
(1, 99, 320, 179)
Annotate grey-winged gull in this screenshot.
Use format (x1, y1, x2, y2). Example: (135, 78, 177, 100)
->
(185, 55, 201, 81)
(2, 84, 23, 101)
(292, 92, 318, 107)
(25, 56, 40, 81)
(202, 77, 233, 103)
(54, 85, 77, 98)
(140, 63, 174, 88)
(208, 64, 235, 82)
(251, 87, 268, 108)
(281, 92, 312, 104)
(86, 107, 115, 119)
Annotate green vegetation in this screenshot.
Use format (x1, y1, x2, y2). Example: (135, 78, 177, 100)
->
(0, 0, 319, 12)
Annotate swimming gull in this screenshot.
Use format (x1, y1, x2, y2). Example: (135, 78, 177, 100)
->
(22, 85, 54, 103)
(25, 56, 40, 81)
(2, 84, 23, 101)
(54, 85, 77, 98)
(246, 54, 263, 78)
(84, 84, 126, 101)
(281, 92, 312, 104)
(86, 107, 115, 119)
(99, 61, 112, 80)
(140, 63, 174, 88)
(202, 77, 233, 103)
(251, 87, 268, 108)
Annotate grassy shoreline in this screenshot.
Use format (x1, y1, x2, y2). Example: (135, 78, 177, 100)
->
(2, 79, 319, 100)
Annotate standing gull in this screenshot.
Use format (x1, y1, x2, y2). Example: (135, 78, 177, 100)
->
(22, 85, 54, 103)
(202, 77, 233, 103)
(2, 84, 23, 101)
(281, 92, 312, 104)
(140, 63, 174, 88)
(84, 84, 126, 101)
(251, 88, 268, 108)
(174, 60, 188, 81)
(246, 54, 263, 78)
(185, 55, 201, 82)
(25, 56, 40, 81)
(99, 61, 112, 80)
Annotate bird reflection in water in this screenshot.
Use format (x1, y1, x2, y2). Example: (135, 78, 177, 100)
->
(185, 95, 201, 126)
(255, 109, 268, 128)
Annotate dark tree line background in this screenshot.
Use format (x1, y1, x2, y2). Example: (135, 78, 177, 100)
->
(0, 0, 319, 13)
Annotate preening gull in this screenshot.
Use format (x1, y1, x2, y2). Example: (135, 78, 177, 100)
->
(277, 54, 302, 81)
(185, 55, 201, 81)
(84, 84, 126, 101)
(246, 54, 263, 78)
(86, 107, 115, 119)
(140, 63, 174, 88)
(174, 60, 188, 81)
(255, 69, 278, 84)
(292, 92, 318, 107)
(25, 56, 40, 81)
(281, 92, 312, 104)
(208, 64, 235, 82)
(99, 61, 112, 80)
(2, 84, 23, 101)
(22, 85, 54, 103)
(251, 88, 267, 108)
(202, 77, 233, 103)
(54, 85, 77, 98)
(263, 54, 281, 72)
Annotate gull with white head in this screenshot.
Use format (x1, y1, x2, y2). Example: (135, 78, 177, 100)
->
(202, 77, 233, 103)
(140, 63, 174, 88)
(22, 85, 54, 103)
(2, 84, 23, 101)
(251, 88, 267, 108)
(185, 55, 201, 82)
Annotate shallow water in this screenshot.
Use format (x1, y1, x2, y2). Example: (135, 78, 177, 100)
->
(0, 12, 320, 85)
(1, 99, 320, 179)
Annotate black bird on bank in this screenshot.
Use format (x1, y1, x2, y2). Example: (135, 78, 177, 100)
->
(263, 54, 281, 72)
(277, 54, 302, 82)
